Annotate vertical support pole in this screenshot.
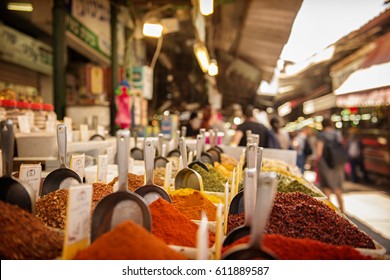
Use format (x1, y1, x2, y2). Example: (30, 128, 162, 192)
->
(53, 0, 66, 120)
(110, 2, 118, 136)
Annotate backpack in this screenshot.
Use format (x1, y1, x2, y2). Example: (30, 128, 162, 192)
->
(322, 134, 348, 168)
(303, 138, 312, 157)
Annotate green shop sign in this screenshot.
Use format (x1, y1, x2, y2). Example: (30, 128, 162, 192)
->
(66, 15, 110, 59)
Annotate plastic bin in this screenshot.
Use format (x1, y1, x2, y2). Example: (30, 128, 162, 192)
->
(15, 132, 57, 157)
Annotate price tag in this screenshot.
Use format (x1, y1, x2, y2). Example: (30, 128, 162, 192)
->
(19, 164, 42, 199)
(215, 203, 223, 260)
(64, 117, 73, 142)
(106, 146, 115, 164)
(164, 161, 172, 191)
(97, 125, 105, 136)
(62, 184, 93, 260)
(18, 115, 31, 133)
(80, 124, 89, 142)
(70, 154, 85, 181)
(224, 182, 229, 235)
(128, 157, 134, 173)
(46, 120, 56, 132)
(179, 155, 183, 171)
(97, 154, 108, 183)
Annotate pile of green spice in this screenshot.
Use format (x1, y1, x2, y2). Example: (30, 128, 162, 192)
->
(277, 173, 321, 197)
(192, 163, 226, 192)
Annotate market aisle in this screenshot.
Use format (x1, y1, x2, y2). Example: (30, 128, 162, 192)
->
(328, 181, 390, 253)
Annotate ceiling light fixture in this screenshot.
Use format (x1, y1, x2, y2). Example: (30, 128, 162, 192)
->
(194, 42, 210, 73)
(7, 2, 33, 12)
(143, 22, 163, 38)
(208, 59, 218, 76)
(199, 0, 214, 16)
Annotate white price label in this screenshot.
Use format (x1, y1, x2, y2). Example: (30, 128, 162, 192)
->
(17, 115, 31, 133)
(70, 154, 85, 181)
(97, 154, 108, 183)
(106, 146, 115, 164)
(97, 125, 105, 136)
(80, 124, 89, 142)
(128, 157, 134, 173)
(19, 164, 42, 199)
(63, 184, 93, 260)
(164, 161, 172, 191)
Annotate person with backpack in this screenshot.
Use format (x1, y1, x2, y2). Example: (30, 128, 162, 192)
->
(293, 126, 313, 173)
(316, 118, 347, 212)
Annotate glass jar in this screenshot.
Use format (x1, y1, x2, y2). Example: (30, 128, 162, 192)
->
(2, 99, 19, 126)
(31, 103, 45, 130)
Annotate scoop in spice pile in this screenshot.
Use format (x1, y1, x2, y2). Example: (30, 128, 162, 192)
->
(192, 163, 226, 192)
(0, 201, 63, 259)
(74, 220, 187, 260)
(221, 234, 372, 260)
(150, 198, 215, 248)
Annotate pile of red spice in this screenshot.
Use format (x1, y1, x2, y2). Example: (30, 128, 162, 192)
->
(222, 234, 372, 260)
(74, 220, 187, 260)
(150, 198, 215, 247)
(227, 192, 375, 249)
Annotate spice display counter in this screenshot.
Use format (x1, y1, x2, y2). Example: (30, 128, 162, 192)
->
(0, 137, 387, 260)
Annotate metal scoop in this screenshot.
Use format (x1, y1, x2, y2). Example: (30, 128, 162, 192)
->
(223, 168, 256, 246)
(174, 137, 203, 191)
(222, 172, 278, 260)
(41, 124, 82, 196)
(242, 142, 257, 170)
(154, 133, 169, 168)
(199, 128, 215, 164)
(188, 134, 210, 171)
(167, 130, 181, 157)
(91, 129, 151, 242)
(206, 129, 221, 163)
(0, 120, 35, 213)
(135, 138, 171, 205)
(130, 129, 143, 160)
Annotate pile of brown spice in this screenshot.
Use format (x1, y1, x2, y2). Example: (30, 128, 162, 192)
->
(108, 173, 144, 191)
(0, 201, 63, 259)
(171, 190, 217, 221)
(36, 189, 69, 230)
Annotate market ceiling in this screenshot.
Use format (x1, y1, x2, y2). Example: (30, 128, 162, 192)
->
(121, 0, 303, 111)
(1, 0, 303, 111)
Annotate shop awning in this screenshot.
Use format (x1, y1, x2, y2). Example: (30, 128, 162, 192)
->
(334, 61, 390, 95)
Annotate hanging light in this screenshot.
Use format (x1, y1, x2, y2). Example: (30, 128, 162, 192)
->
(208, 59, 218, 76)
(143, 22, 163, 38)
(199, 0, 214, 16)
(7, 2, 33, 12)
(194, 42, 210, 73)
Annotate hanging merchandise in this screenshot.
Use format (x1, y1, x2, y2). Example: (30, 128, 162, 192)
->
(114, 80, 132, 129)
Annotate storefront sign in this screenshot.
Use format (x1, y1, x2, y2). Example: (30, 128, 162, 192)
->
(132, 66, 153, 100)
(336, 87, 390, 108)
(0, 24, 52, 75)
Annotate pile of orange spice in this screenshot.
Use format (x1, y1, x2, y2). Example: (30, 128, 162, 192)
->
(150, 198, 215, 248)
(74, 220, 187, 260)
(170, 190, 216, 221)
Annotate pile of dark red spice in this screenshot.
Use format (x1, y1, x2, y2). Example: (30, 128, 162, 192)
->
(227, 192, 375, 249)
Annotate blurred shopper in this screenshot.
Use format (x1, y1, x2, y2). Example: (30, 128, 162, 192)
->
(293, 126, 313, 173)
(316, 118, 345, 212)
(232, 105, 270, 147)
(347, 127, 371, 183)
(269, 117, 291, 149)
(186, 112, 201, 137)
(209, 108, 228, 144)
